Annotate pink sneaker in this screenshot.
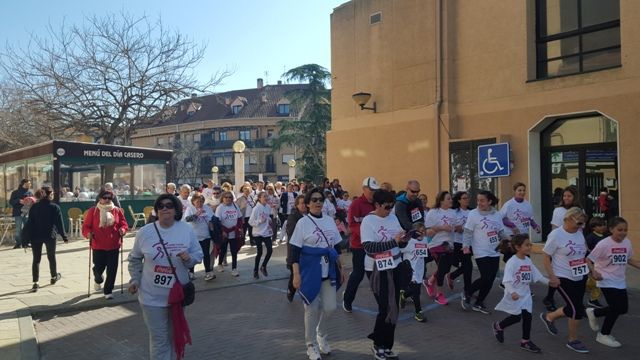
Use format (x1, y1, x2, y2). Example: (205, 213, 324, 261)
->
(435, 293, 448, 305)
(424, 278, 436, 298)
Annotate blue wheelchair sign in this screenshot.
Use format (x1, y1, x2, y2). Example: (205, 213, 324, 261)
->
(478, 143, 510, 178)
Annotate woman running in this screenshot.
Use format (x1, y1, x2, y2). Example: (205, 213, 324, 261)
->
(449, 191, 472, 294)
(424, 191, 457, 305)
(249, 191, 274, 279)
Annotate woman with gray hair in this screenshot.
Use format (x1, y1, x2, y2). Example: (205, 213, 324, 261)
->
(94, 182, 121, 207)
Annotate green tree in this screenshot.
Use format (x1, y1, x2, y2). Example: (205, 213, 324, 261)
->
(272, 64, 331, 184)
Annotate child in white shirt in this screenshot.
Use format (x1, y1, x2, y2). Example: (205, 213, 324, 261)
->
(399, 223, 429, 322)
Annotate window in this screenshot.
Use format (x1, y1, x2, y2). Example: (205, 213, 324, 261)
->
(282, 154, 295, 164)
(370, 11, 382, 25)
(536, 0, 620, 79)
(168, 136, 175, 146)
(232, 105, 242, 115)
(249, 154, 258, 164)
(239, 130, 251, 140)
(184, 134, 193, 144)
(156, 137, 165, 146)
(267, 129, 274, 138)
(277, 103, 290, 115)
(193, 133, 201, 143)
(219, 131, 227, 141)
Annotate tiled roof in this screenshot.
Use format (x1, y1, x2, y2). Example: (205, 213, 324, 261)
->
(148, 83, 308, 127)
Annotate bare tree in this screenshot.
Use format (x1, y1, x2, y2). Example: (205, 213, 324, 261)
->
(0, 12, 230, 145)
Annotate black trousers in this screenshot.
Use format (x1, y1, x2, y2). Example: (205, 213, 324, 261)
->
(32, 238, 57, 283)
(498, 310, 532, 340)
(219, 239, 240, 269)
(93, 249, 120, 295)
(190, 238, 212, 273)
(450, 243, 473, 293)
(343, 248, 366, 305)
(405, 282, 422, 313)
(431, 250, 454, 287)
(594, 287, 628, 335)
(468, 256, 499, 304)
(254, 236, 273, 271)
(369, 268, 402, 349)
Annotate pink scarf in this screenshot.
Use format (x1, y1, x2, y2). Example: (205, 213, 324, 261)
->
(168, 282, 192, 360)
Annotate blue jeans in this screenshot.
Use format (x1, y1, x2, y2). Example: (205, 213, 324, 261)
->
(14, 216, 24, 246)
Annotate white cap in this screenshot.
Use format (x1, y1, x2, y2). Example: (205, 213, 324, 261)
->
(362, 176, 380, 190)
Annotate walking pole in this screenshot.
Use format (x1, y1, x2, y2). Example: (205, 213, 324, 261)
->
(120, 234, 124, 294)
(87, 234, 92, 298)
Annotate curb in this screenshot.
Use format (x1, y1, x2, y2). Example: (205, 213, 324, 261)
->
(17, 309, 38, 360)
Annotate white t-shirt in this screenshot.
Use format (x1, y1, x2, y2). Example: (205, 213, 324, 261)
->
(495, 255, 548, 315)
(454, 208, 470, 244)
(543, 226, 589, 280)
(129, 221, 203, 307)
(550, 207, 567, 228)
(183, 205, 214, 240)
(500, 198, 535, 235)
(248, 202, 274, 237)
(464, 209, 504, 258)
(588, 237, 634, 289)
(322, 200, 337, 219)
(361, 213, 403, 271)
(424, 208, 457, 248)
(337, 199, 352, 212)
(289, 214, 342, 278)
(178, 196, 191, 211)
(400, 238, 429, 283)
(215, 204, 242, 239)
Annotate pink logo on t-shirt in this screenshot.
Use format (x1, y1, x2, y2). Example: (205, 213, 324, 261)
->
(377, 226, 391, 241)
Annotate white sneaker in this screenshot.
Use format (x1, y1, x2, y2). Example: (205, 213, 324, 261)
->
(104, 293, 114, 300)
(94, 282, 102, 292)
(231, 269, 239, 277)
(306, 344, 322, 360)
(596, 332, 622, 348)
(204, 272, 216, 281)
(586, 307, 600, 331)
(317, 335, 331, 355)
(189, 272, 196, 280)
(216, 264, 225, 272)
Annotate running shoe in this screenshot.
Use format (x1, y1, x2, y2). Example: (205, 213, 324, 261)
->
(31, 283, 38, 293)
(566, 340, 589, 353)
(216, 264, 225, 272)
(539, 312, 558, 335)
(446, 273, 454, 290)
(587, 299, 604, 309)
(104, 293, 114, 300)
(372, 345, 386, 360)
(94, 282, 102, 292)
(317, 335, 331, 355)
(520, 340, 541, 353)
(585, 308, 600, 332)
(493, 322, 504, 343)
(460, 293, 472, 311)
(253, 270, 259, 280)
(231, 269, 239, 277)
(204, 272, 216, 281)
(424, 278, 436, 298)
(306, 344, 322, 360)
(435, 293, 448, 305)
(414, 312, 426, 323)
(596, 333, 622, 348)
(399, 290, 407, 309)
(222, 260, 228, 266)
(384, 349, 399, 359)
(542, 297, 557, 312)
(472, 303, 490, 314)
(342, 300, 353, 313)
(260, 266, 269, 277)
(50, 273, 62, 285)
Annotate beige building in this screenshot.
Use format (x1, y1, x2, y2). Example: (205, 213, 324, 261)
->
(328, 0, 638, 245)
(132, 79, 304, 185)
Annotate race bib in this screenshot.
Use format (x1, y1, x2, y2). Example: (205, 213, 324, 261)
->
(569, 258, 589, 277)
(487, 230, 499, 244)
(414, 243, 428, 258)
(521, 220, 530, 229)
(375, 251, 396, 271)
(611, 248, 628, 265)
(411, 208, 422, 222)
(152, 265, 176, 288)
(519, 265, 532, 284)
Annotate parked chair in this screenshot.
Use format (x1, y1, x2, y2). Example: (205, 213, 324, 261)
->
(128, 205, 146, 230)
(142, 206, 154, 221)
(67, 207, 84, 238)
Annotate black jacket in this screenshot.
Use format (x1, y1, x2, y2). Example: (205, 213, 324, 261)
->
(285, 209, 305, 265)
(25, 199, 68, 242)
(9, 187, 33, 217)
(279, 192, 298, 215)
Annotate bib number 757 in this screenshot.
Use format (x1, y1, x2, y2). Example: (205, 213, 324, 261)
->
(569, 259, 589, 277)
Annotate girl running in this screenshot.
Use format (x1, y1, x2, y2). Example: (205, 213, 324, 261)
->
(586, 217, 640, 348)
(449, 191, 472, 294)
(399, 223, 429, 322)
(424, 191, 457, 305)
(493, 234, 557, 353)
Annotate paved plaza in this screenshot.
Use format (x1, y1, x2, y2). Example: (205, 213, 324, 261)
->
(1, 233, 639, 360)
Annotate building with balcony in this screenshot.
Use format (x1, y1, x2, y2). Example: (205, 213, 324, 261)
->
(328, 0, 639, 245)
(131, 79, 305, 185)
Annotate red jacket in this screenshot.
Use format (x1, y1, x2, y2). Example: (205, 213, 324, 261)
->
(82, 206, 129, 250)
(347, 194, 375, 249)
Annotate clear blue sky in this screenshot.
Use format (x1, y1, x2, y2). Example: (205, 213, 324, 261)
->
(0, 0, 347, 92)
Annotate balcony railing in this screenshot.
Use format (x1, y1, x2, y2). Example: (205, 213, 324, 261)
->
(199, 138, 270, 150)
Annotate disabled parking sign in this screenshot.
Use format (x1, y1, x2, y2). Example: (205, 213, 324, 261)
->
(478, 143, 510, 178)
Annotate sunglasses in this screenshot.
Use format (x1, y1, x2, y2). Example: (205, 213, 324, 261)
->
(382, 204, 394, 210)
(213, 192, 220, 195)
(157, 202, 175, 210)
(309, 197, 324, 203)
(408, 189, 421, 194)
(101, 196, 113, 200)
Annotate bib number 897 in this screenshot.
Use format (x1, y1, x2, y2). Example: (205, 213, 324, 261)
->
(154, 274, 173, 286)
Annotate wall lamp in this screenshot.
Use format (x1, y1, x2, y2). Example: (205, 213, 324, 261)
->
(352, 92, 377, 113)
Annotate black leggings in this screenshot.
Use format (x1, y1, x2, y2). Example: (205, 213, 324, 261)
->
(219, 239, 240, 269)
(467, 256, 499, 304)
(594, 287, 628, 335)
(32, 239, 57, 283)
(254, 236, 273, 271)
(92, 249, 119, 295)
(404, 282, 422, 313)
(431, 250, 454, 287)
(498, 310, 532, 340)
(191, 238, 211, 273)
(450, 243, 473, 293)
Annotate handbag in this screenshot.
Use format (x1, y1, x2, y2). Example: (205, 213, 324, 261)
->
(153, 223, 195, 306)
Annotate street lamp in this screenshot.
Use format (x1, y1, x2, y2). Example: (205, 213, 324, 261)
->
(287, 159, 296, 182)
(233, 140, 246, 193)
(211, 165, 219, 186)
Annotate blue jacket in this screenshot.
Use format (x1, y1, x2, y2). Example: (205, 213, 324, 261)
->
(298, 246, 340, 305)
